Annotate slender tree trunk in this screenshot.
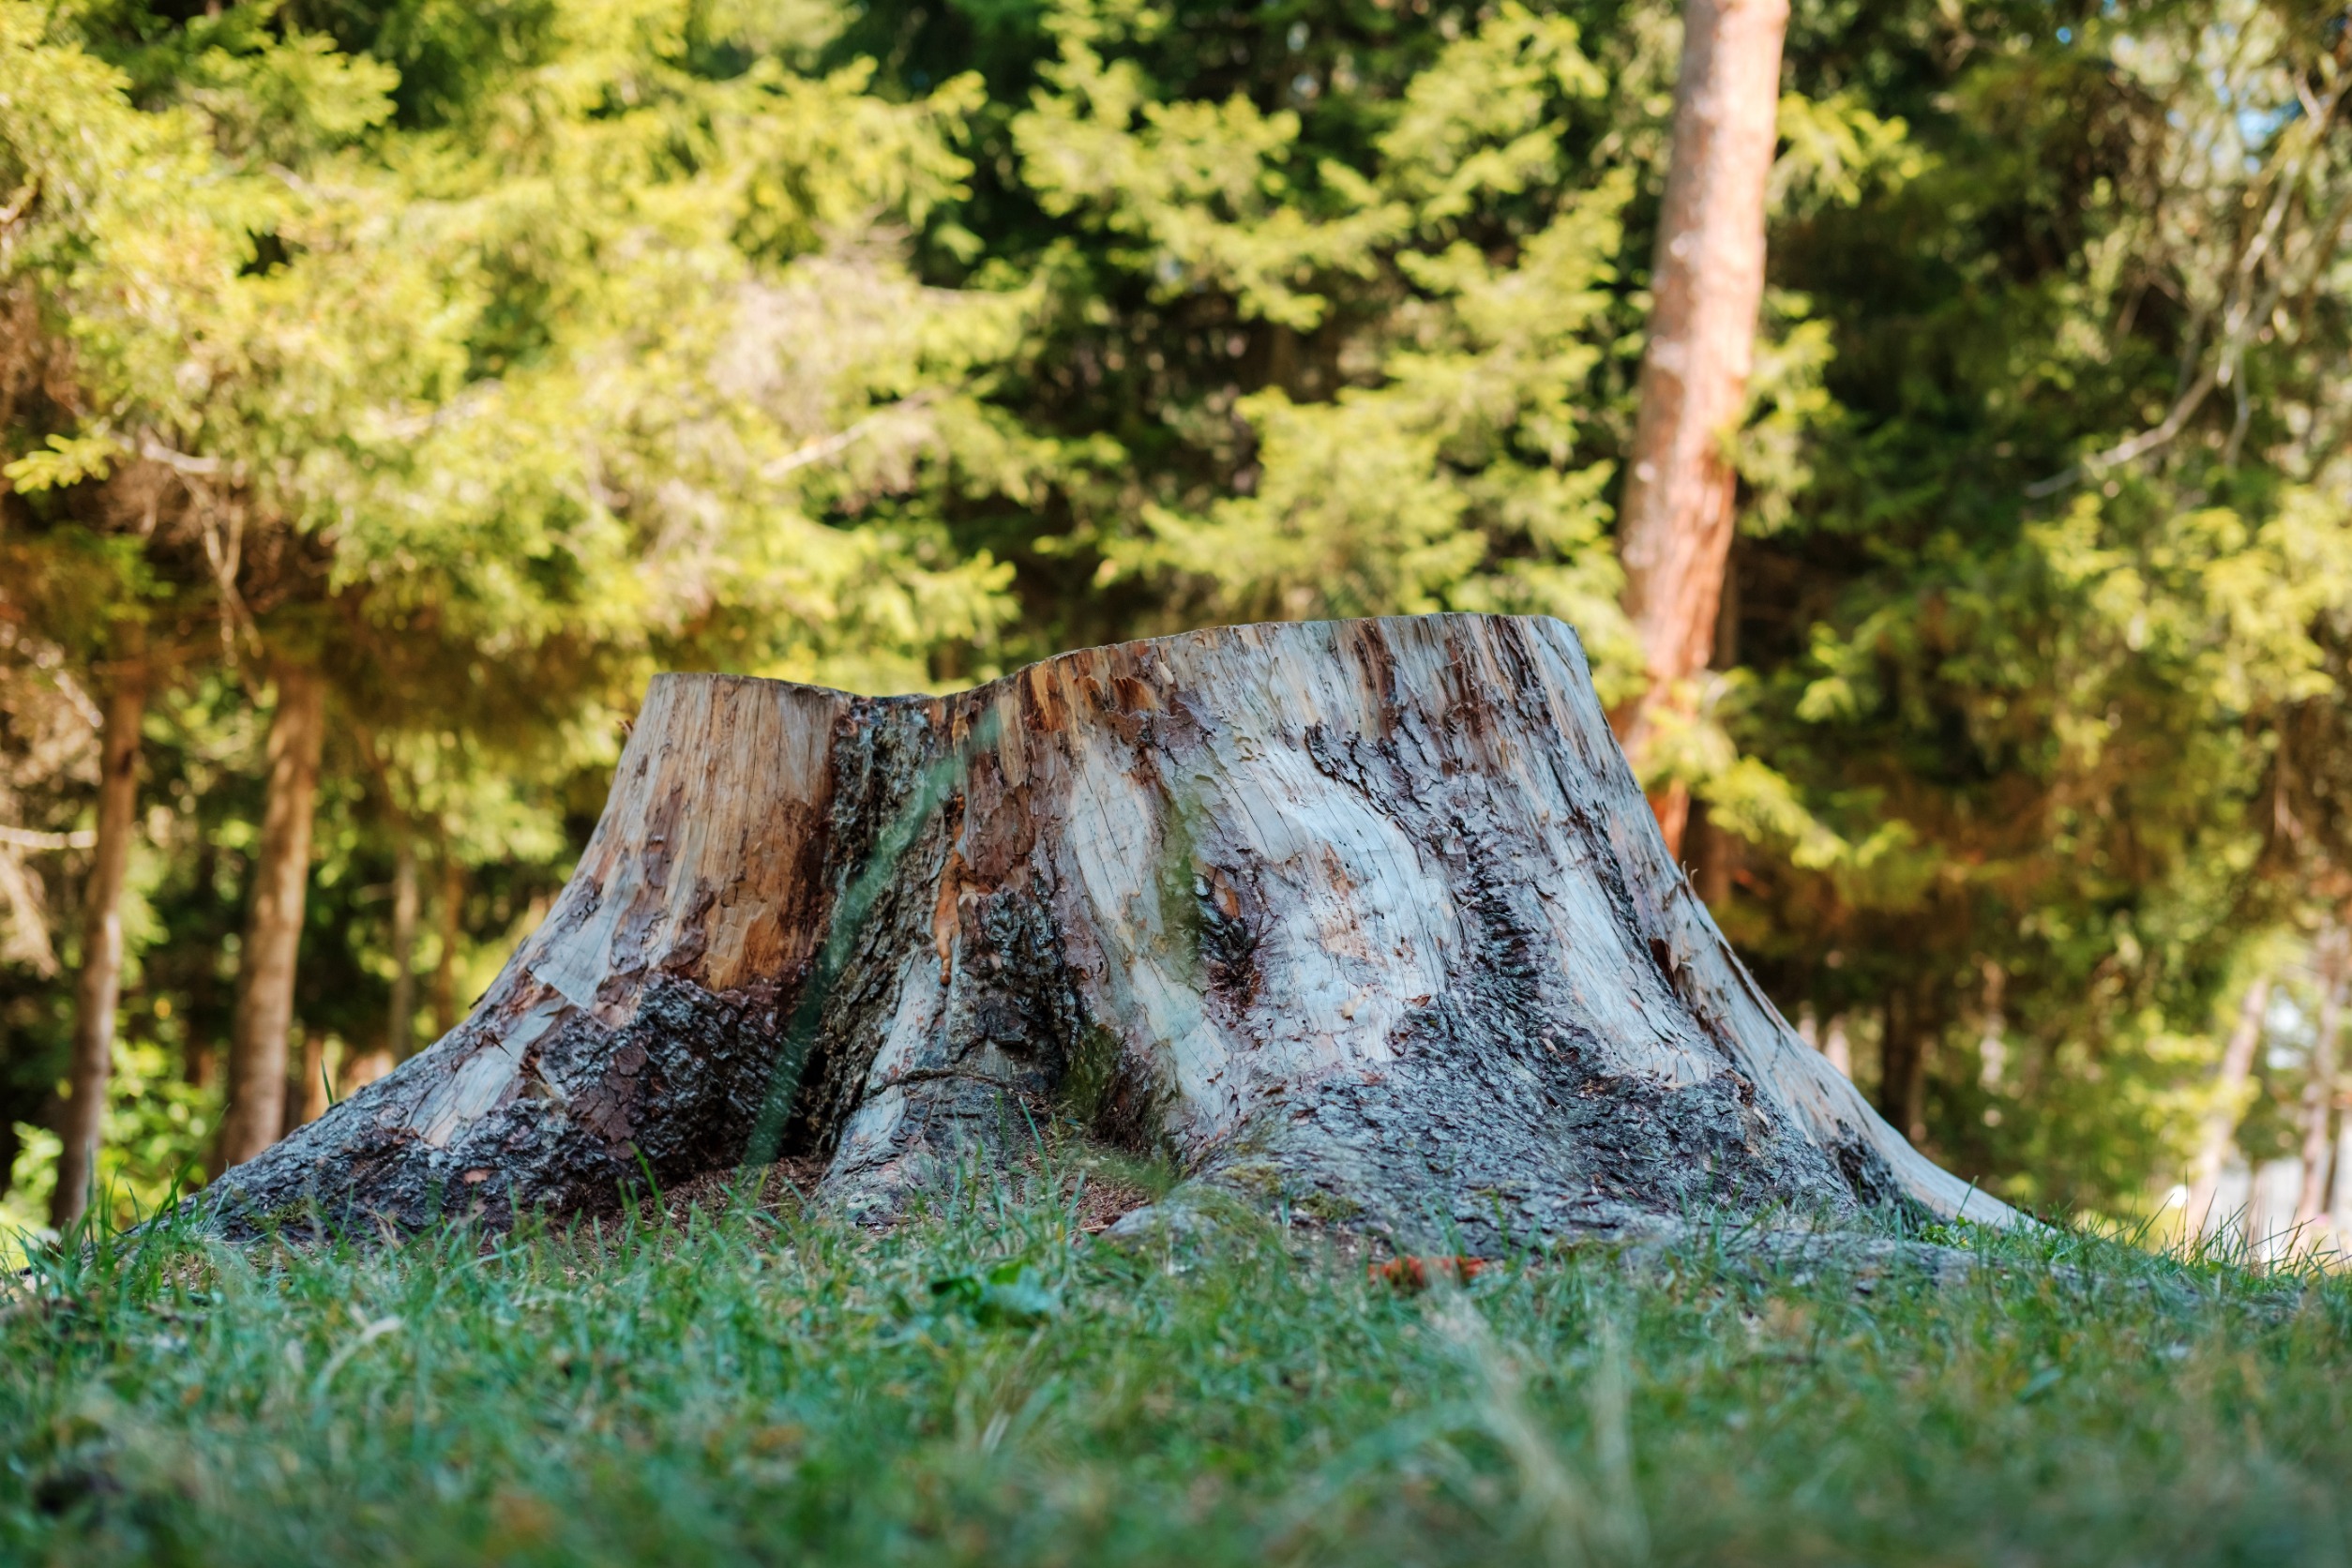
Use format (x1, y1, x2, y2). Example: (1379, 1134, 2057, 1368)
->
(202, 616, 2020, 1245)
(386, 836, 418, 1061)
(1975, 961, 2007, 1089)
(2293, 928, 2347, 1236)
(287, 1031, 330, 1133)
(1689, 804, 1737, 905)
(1877, 988, 1934, 1144)
(1685, 549, 1743, 903)
(2330, 1120, 2352, 1245)
(339, 837, 416, 1094)
(338, 1048, 391, 1097)
(184, 839, 219, 1094)
(217, 661, 327, 1171)
(51, 634, 147, 1231)
(1821, 1012, 1852, 1078)
(1611, 0, 1789, 856)
(2185, 972, 2271, 1233)
(432, 852, 462, 1042)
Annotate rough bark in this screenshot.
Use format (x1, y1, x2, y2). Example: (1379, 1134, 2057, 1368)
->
(218, 661, 327, 1170)
(2293, 928, 2346, 1234)
(1612, 0, 1789, 855)
(198, 616, 2020, 1248)
(2185, 973, 2270, 1232)
(51, 641, 146, 1231)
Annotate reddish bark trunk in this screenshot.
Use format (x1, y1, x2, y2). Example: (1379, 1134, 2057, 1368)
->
(1612, 0, 1789, 856)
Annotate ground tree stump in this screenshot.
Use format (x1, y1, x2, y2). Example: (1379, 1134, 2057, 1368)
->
(204, 615, 2018, 1247)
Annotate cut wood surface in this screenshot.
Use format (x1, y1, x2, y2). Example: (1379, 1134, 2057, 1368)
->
(202, 615, 2019, 1247)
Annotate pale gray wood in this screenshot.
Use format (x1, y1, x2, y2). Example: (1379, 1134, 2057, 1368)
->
(203, 615, 2020, 1246)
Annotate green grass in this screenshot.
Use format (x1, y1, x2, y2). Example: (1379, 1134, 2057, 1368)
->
(2, 1169, 2348, 1567)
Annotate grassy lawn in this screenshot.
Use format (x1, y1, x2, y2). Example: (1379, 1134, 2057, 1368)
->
(2, 1167, 2346, 1567)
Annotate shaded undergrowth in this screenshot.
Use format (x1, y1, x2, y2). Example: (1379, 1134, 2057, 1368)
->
(2, 1168, 2347, 1567)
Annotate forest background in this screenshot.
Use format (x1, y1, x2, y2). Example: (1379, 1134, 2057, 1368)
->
(5, 0, 2352, 1241)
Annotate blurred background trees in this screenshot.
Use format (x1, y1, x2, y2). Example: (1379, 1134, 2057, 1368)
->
(6, 0, 2352, 1240)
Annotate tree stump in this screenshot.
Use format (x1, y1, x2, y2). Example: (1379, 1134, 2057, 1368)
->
(202, 615, 2018, 1247)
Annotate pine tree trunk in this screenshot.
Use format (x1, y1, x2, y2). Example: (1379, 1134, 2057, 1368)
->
(2185, 973, 2270, 1233)
(339, 837, 417, 1095)
(199, 617, 2020, 1246)
(2293, 929, 2346, 1235)
(51, 639, 146, 1231)
(431, 852, 462, 1041)
(1877, 988, 1934, 1145)
(2330, 1120, 2352, 1244)
(1612, 0, 1789, 855)
(217, 661, 327, 1170)
(1820, 1013, 1851, 1078)
(385, 836, 418, 1062)
(287, 1032, 330, 1133)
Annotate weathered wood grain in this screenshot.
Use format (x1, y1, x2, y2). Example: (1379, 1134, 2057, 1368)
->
(202, 615, 2019, 1246)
